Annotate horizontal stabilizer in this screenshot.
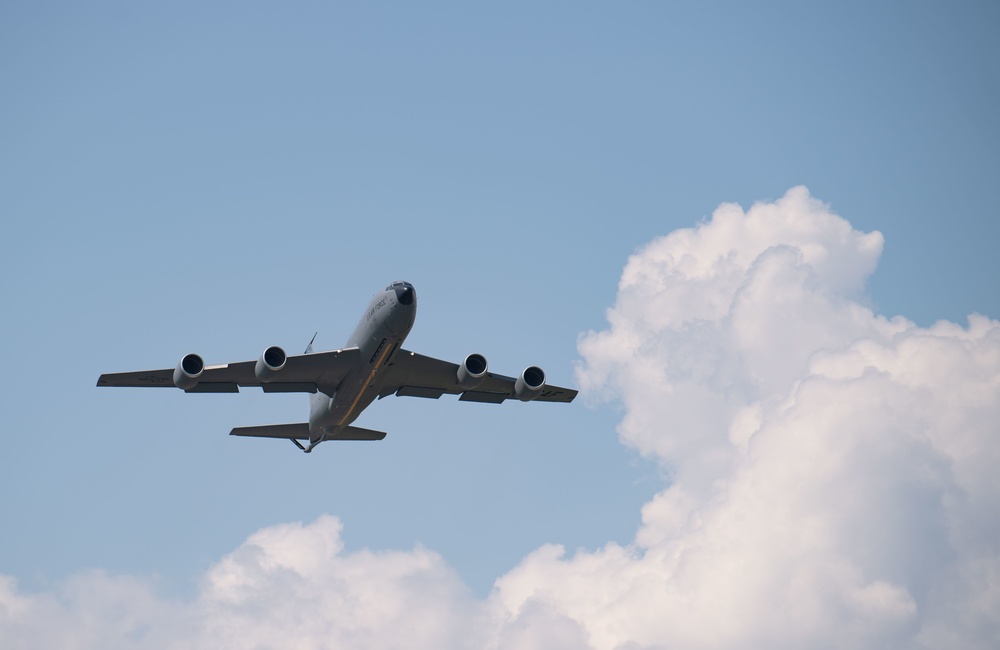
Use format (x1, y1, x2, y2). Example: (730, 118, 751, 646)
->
(329, 425, 387, 441)
(230, 422, 310, 440)
(229, 423, 386, 441)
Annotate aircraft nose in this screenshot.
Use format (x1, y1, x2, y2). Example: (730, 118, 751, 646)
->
(394, 283, 415, 306)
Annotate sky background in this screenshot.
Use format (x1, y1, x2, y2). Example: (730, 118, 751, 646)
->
(1, 2, 998, 648)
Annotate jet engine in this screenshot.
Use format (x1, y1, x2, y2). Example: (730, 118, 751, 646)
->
(173, 353, 204, 390)
(456, 353, 488, 390)
(514, 366, 545, 401)
(255, 346, 287, 383)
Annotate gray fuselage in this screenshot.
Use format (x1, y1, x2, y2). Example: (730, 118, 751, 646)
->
(307, 281, 417, 443)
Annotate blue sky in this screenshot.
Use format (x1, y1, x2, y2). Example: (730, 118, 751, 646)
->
(1, 2, 998, 647)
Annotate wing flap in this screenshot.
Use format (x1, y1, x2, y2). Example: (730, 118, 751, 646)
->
(459, 390, 508, 404)
(261, 382, 317, 394)
(187, 383, 240, 393)
(396, 385, 447, 399)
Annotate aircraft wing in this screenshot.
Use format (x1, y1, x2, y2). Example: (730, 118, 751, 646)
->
(380, 349, 578, 404)
(97, 348, 361, 394)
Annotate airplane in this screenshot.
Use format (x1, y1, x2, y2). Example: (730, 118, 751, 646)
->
(97, 281, 577, 453)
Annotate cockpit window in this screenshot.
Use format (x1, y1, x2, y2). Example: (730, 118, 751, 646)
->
(388, 281, 415, 305)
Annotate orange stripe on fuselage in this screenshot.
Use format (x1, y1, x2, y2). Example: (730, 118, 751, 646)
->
(336, 340, 396, 427)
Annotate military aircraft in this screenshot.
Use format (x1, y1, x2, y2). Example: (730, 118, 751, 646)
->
(97, 281, 577, 453)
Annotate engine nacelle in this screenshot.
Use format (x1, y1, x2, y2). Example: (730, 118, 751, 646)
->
(514, 366, 545, 401)
(255, 346, 287, 383)
(173, 353, 204, 390)
(457, 353, 488, 390)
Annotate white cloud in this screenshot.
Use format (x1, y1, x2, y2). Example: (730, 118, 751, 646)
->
(3, 187, 997, 648)
(186, 515, 483, 649)
(0, 571, 186, 650)
(1, 516, 482, 650)
(499, 186, 1000, 649)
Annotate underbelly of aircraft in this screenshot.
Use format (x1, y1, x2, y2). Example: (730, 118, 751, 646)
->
(308, 336, 402, 440)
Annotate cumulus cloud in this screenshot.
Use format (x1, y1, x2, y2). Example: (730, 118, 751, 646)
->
(498, 186, 1000, 649)
(1, 516, 482, 650)
(189, 516, 484, 649)
(2, 187, 997, 648)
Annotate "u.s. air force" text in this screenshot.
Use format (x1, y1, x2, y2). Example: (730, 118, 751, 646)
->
(367, 296, 388, 321)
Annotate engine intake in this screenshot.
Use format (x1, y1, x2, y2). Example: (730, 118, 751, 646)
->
(255, 346, 287, 383)
(457, 353, 488, 390)
(173, 353, 204, 390)
(514, 366, 545, 401)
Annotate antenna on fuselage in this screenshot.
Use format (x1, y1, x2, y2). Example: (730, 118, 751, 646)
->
(304, 332, 318, 355)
